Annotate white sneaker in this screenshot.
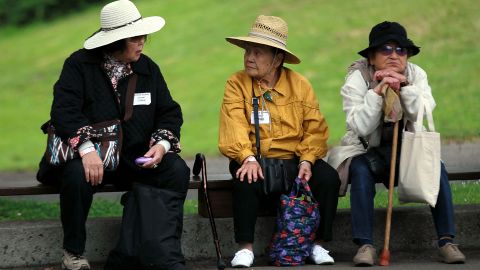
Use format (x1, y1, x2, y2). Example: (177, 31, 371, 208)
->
(231, 248, 254, 267)
(309, 244, 335, 265)
(62, 249, 90, 270)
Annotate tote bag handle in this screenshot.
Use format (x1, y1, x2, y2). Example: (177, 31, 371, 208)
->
(414, 95, 435, 132)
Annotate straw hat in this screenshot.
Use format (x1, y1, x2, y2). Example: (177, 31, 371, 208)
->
(84, 0, 165, 49)
(226, 15, 300, 64)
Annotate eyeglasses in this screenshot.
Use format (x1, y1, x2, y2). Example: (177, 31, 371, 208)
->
(377, 44, 408, 56)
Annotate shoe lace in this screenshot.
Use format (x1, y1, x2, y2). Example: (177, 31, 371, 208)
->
(313, 245, 329, 255)
(65, 251, 86, 263)
(447, 243, 460, 253)
(359, 245, 372, 254)
(236, 249, 252, 256)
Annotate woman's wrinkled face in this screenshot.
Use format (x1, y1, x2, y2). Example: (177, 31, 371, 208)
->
(243, 43, 277, 79)
(117, 35, 146, 63)
(369, 42, 408, 73)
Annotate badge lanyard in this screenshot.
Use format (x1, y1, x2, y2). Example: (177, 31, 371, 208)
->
(251, 79, 274, 159)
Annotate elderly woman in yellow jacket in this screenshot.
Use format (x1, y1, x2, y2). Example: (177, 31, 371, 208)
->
(218, 15, 340, 267)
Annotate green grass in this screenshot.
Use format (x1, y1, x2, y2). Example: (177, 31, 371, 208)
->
(337, 180, 480, 208)
(0, 198, 199, 221)
(1, 181, 478, 221)
(0, 0, 479, 170)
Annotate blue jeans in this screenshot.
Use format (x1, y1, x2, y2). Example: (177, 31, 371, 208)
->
(349, 155, 456, 245)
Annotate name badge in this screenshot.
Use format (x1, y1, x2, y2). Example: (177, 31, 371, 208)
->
(133, 93, 151, 105)
(251, 110, 270, 124)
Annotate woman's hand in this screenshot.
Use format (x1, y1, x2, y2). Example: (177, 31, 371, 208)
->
(141, 144, 166, 169)
(81, 151, 104, 186)
(374, 69, 407, 84)
(373, 69, 407, 92)
(236, 158, 264, 184)
(298, 161, 312, 181)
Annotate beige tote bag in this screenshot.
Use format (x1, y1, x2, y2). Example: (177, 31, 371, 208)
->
(398, 96, 440, 207)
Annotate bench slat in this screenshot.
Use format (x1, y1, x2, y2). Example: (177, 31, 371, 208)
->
(0, 174, 233, 196)
(2, 171, 478, 197)
(447, 171, 480, 180)
(0, 185, 60, 196)
(0, 182, 200, 196)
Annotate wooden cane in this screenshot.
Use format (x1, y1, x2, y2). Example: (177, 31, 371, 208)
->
(379, 104, 400, 266)
(193, 153, 226, 270)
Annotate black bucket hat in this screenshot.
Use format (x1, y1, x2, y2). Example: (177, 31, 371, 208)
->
(358, 21, 420, 58)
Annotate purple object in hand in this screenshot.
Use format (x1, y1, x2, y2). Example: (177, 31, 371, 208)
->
(135, 156, 152, 165)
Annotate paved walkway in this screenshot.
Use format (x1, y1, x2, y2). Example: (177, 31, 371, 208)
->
(4, 249, 480, 270)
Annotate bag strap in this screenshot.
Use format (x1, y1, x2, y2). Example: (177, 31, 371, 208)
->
(289, 178, 317, 202)
(124, 73, 138, 122)
(414, 95, 435, 132)
(252, 80, 262, 160)
(42, 74, 137, 137)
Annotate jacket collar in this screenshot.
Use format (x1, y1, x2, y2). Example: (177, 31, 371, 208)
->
(251, 67, 289, 97)
(76, 48, 151, 76)
(272, 67, 288, 96)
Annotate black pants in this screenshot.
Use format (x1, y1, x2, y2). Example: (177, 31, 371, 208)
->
(230, 159, 340, 243)
(56, 153, 189, 267)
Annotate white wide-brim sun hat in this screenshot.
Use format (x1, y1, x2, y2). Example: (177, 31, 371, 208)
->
(84, 0, 165, 50)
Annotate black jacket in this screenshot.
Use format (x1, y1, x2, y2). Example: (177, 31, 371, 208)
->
(50, 48, 183, 169)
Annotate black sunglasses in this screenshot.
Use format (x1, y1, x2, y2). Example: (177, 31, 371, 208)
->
(377, 44, 408, 56)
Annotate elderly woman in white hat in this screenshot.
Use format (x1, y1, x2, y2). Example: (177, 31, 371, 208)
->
(218, 15, 340, 267)
(38, 1, 189, 269)
(327, 21, 466, 266)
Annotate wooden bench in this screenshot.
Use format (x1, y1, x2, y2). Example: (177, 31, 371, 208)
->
(1, 168, 479, 218)
(198, 168, 480, 218)
(0, 173, 232, 218)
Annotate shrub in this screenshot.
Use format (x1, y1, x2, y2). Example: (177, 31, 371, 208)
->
(0, 0, 106, 26)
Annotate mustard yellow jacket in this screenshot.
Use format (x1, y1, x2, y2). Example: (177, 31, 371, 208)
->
(218, 67, 329, 165)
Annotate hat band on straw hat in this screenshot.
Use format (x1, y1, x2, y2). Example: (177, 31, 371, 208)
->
(248, 31, 286, 47)
(86, 16, 143, 39)
(102, 16, 142, 32)
(226, 15, 301, 64)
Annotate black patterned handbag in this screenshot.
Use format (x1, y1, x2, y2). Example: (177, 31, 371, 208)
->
(39, 74, 137, 171)
(42, 119, 122, 170)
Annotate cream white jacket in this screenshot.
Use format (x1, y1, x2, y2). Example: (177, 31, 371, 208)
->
(327, 61, 436, 195)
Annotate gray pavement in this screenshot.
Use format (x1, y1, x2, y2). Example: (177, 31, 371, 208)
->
(4, 249, 480, 270)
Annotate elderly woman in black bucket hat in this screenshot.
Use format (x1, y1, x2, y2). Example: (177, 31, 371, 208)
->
(328, 21, 466, 266)
(218, 15, 340, 267)
(37, 1, 189, 269)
